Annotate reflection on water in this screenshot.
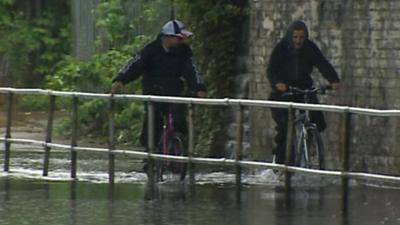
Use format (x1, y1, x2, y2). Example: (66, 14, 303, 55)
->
(1, 109, 400, 224)
(1, 177, 399, 225)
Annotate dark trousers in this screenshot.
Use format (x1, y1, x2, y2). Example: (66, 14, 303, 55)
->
(269, 92, 326, 164)
(140, 102, 187, 151)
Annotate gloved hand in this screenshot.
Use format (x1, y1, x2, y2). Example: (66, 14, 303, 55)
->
(330, 82, 340, 90)
(196, 91, 207, 98)
(275, 82, 288, 92)
(111, 81, 124, 95)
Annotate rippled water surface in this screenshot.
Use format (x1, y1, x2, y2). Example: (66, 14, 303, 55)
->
(1, 170, 400, 225)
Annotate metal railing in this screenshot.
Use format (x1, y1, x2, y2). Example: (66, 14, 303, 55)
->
(1, 87, 400, 209)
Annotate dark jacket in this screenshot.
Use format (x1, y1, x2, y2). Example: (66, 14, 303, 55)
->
(113, 36, 206, 96)
(267, 21, 340, 92)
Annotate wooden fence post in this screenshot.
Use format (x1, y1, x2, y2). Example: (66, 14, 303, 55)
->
(108, 96, 116, 184)
(188, 103, 195, 185)
(147, 101, 155, 185)
(341, 111, 351, 214)
(284, 106, 294, 197)
(4, 92, 13, 172)
(70, 96, 79, 179)
(43, 95, 55, 176)
(235, 104, 244, 199)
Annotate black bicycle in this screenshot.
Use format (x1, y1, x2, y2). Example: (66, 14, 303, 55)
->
(151, 108, 187, 182)
(284, 86, 329, 170)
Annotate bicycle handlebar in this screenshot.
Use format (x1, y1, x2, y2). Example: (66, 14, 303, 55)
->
(284, 85, 332, 96)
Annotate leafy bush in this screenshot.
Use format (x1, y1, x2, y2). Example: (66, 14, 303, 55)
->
(43, 0, 161, 145)
(176, 0, 248, 156)
(0, 1, 70, 86)
(1, 0, 249, 154)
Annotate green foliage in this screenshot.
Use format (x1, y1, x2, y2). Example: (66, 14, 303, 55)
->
(77, 99, 110, 138)
(44, 47, 142, 140)
(177, 0, 247, 97)
(18, 95, 50, 111)
(95, 0, 166, 49)
(32, 10, 71, 77)
(0, 0, 15, 5)
(45, 49, 131, 93)
(0, 15, 39, 84)
(1, 0, 249, 153)
(114, 100, 144, 144)
(44, 0, 164, 144)
(0, 1, 70, 86)
(176, 0, 248, 156)
(95, 0, 130, 47)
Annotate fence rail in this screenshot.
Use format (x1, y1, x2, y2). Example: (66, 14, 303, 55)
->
(1, 136, 399, 176)
(1, 87, 400, 211)
(3, 136, 400, 182)
(3, 87, 400, 115)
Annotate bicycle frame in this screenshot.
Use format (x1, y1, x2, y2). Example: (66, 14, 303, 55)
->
(162, 112, 181, 159)
(286, 86, 327, 169)
(155, 105, 187, 181)
(290, 86, 325, 128)
(162, 113, 174, 156)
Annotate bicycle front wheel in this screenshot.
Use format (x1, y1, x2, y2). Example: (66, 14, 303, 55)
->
(305, 127, 325, 169)
(294, 125, 307, 167)
(294, 126, 325, 170)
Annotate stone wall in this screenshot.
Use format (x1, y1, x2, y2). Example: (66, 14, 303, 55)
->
(247, 0, 400, 174)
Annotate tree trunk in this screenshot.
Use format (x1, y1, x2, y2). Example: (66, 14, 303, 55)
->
(71, 0, 99, 60)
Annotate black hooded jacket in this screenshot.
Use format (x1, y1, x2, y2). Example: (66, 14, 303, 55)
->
(113, 35, 206, 96)
(267, 20, 340, 91)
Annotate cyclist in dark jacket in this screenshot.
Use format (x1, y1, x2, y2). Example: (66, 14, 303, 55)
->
(111, 19, 207, 150)
(267, 20, 340, 164)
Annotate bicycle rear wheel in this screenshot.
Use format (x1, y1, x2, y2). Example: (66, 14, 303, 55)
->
(145, 153, 165, 182)
(155, 157, 165, 182)
(151, 133, 187, 182)
(168, 133, 187, 181)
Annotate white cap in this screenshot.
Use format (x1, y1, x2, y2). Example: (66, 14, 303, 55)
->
(161, 20, 193, 38)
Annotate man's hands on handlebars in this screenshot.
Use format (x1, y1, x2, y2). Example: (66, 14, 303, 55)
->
(196, 91, 207, 98)
(275, 82, 288, 92)
(330, 82, 339, 90)
(111, 81, 124, 95)
(111, 81, 208, 98)
(275, 82, 340, 92)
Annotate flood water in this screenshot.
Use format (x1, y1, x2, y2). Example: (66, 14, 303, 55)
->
(1, 111, 400, 225)
(1, 174, 400, 225)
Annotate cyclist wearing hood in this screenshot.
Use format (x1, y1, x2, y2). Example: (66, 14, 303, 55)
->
(267, 20, 340, 164)
(111, 19, 207, 151)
